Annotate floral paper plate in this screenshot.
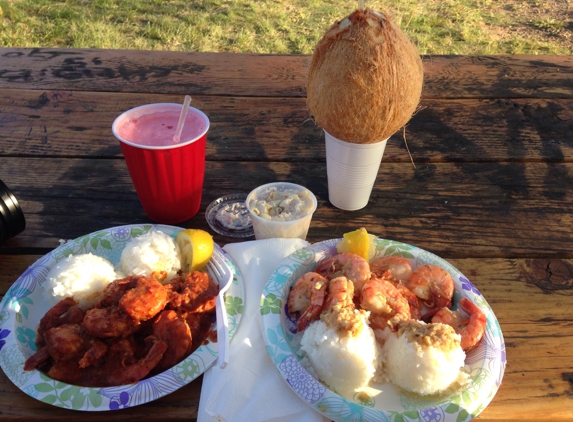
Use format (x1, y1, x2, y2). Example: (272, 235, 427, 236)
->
(260, 238, 506, 422)
(0, 224, 245, 411)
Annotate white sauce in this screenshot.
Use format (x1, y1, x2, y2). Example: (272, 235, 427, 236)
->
(249, 187, 314, 222)
(215, 202, 251, 229)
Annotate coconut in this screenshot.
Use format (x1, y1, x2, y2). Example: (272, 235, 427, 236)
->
(306, 8, 424, 144)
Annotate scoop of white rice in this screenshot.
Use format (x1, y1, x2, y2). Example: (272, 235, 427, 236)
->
(119, 230, 181, 282)
(300, 311, 381, 396)
(381, 320, 468, 395)
(43, 253, 118, 310)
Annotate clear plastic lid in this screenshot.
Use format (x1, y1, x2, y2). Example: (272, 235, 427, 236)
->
(205, 193, 254, 238)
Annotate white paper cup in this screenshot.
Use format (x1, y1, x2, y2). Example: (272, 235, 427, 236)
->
(324, 130, 388, 211)
(246, 182, 317, 240)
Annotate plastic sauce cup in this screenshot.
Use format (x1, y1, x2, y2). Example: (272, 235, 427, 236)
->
(112, 103, 210, 224)
(246, 182, 317, 240)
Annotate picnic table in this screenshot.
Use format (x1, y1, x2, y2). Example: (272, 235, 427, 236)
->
(0, 47, 572, 421)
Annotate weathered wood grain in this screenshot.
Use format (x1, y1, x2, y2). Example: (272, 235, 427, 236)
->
(1, 255, 571, 421)
(0, 89, 572, 162)
(1, 50, 572, 421)
(452, 258, 573, 421)
(1, 49, 572, 99)
(0, 158, 572, 258)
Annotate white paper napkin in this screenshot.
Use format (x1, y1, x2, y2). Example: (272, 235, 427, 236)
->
(198, 238, 330, 422)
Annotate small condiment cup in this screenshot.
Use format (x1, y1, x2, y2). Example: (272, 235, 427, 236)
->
(246, 182, 317, 240)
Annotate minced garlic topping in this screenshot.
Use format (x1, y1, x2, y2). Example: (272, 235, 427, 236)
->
(397, 319, 461, 352)
(321, 304, 366, 337)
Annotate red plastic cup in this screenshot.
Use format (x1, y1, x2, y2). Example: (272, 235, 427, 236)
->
(112, 103, 210, 224)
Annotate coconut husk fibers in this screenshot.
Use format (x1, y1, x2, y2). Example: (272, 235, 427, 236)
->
(307, 8, 424, 144)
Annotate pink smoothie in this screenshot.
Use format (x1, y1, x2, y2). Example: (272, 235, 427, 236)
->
(116, 108, 208, 147)
(112, 103, 210, 223)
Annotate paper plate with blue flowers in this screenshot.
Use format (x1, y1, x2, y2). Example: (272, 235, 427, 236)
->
(260, 237, 506, 422)
(0, 224, 244, 411)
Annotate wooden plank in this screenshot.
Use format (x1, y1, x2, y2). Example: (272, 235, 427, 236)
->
(0, 374, 202, 420)
(1, 49, 572, 99)
(1, 255, 571, 420)
(1, 48, 572, 422)
(0, 255, 39, 295)
(1, 158, 572, 257)
(1, 88, 572, 162)
(422, 55, 573, 100)
(450, 258, 573, 421)
(0, 48, 310, 97)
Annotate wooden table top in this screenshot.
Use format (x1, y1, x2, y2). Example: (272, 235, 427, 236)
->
(0, 47, 572, 421)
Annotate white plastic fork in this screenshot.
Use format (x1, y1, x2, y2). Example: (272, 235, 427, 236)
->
(206, 249, 233, 368)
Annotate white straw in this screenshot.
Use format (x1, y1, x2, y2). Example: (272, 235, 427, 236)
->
(173, 95, 192, 144)
(358, 0, 365, 11)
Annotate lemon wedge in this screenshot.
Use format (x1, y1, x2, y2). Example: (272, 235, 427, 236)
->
(176, 229, 214, 271)
(336, 227, 376, 261)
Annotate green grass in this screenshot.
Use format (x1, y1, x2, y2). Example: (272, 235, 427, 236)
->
(0, 0, 571, 55)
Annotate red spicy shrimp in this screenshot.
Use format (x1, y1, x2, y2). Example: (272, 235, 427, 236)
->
(36, 297, 85, 347)
(432, 298, 487, 351)
(181, 311, 215, 351)
(119, 276, 168, 321)
(26, 323, 108, 371)
(44, 324, 107, 367)
(23, 346, 51, 371)
(103, 340, 168, 386)
(151, 310, 193, 372)
(96, 277, 137, 308)
(45, 359, 86, 385)
(167, 271, 219, 313)
(406, 264, 454, 316)
(84, 276, 169, 338)
(287, 272, 328, 332)
(315, 253, 371, 292)
(83, 306, 141, 338)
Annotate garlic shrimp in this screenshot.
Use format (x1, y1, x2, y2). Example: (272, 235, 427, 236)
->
(370, 256, 413, 283)
(323, 276, 355, 311)
(406, 264, 454, 316)
(287, 272, 328, 331)
(359, 277, 411, 330)
(432, 297, 487, 351)
(315, 252, 371, 292)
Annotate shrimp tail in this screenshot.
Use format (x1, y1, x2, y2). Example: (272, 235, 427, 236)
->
(458, 298, 487, 351)
(24, 346, 51, 371)
(105, 340, 168, 385)
(297, 304, 323, 332)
